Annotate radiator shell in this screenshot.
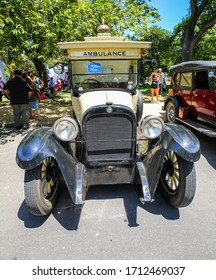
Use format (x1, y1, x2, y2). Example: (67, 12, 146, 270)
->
(82, 105, 137, 166)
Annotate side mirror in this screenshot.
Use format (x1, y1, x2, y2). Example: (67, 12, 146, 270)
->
(53, 63, 65, 74)
(151, 59, 157, 68)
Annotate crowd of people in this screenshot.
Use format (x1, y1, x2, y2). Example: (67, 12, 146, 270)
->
(1, 69, 67, 130)
(1, 66, 165, 129)
(149, 68, 166, 103)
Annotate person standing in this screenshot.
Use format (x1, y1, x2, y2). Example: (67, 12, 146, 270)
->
(33, 73, 46, 101)
(0, 76, 5, 103)
(47, 77, 55, 97)
(3, 70, 32, 129)
(150, 70, 159, 103)
(26, 71, 41, 121)
(158, 68, 165, 96)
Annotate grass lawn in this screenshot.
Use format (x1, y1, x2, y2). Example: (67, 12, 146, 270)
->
(139, 83, 170, 102)
(0, 85, 170, 126)
(0, 90, 72, 126)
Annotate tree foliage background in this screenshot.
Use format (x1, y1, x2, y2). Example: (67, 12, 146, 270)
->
(0, 0, 215, 80)
(173, 0, 216, 61)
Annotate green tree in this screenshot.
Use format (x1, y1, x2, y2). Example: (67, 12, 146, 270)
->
(0, 0, 160, 79)
(193, 25, 216, 60)
(176, 0, 216, 61)
(148, 0, 216, 66)
(1, 0, 215, 78)
(0, 0, 78, 79)
(143, 27, 172, 75)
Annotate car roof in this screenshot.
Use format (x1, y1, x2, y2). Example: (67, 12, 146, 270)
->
(170, 60, 216, 74)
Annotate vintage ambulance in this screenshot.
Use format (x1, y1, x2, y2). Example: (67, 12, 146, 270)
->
(16, 21, 200, 216)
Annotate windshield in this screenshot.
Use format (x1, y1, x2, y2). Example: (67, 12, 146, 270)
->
(70, 59, 140, 94)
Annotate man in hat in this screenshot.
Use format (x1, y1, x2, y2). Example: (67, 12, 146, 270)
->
(3, 70, 32, 129)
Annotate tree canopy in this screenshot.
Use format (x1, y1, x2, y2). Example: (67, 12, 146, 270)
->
(0, 0, 215, 79)
(173, 0, 216, 61)
(142, 0, 216, 73)
(0, 0, 159, 78)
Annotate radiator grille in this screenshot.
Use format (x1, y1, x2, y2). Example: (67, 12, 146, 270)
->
(84, 113, 135, 163)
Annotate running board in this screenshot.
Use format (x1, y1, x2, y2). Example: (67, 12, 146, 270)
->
(176, 118, 216, 137)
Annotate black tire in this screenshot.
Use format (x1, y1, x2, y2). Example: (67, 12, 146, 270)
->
(159, 151, 196, 208)
(136, 91, 143, 122)
(166, 100, 178, 123)
(24, 157, 61, 216)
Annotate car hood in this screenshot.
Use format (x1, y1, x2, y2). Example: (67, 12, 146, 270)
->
(72, 90, 135, 123)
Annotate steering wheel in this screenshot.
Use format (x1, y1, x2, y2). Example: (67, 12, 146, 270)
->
(79, 78, 106, 89)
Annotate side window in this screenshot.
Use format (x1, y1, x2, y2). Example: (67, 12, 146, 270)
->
(172, 72, 181, 88)
(180, 72, 192, 90)
(208, 69, 216, 90)
(194, 71, 209, 90)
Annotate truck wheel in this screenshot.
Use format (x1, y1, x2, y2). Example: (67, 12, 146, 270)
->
(136, 91, 143, 122)
(24, 157, 61, 216)
(166, 100, 178, 123)
(159, 151, 196, 208)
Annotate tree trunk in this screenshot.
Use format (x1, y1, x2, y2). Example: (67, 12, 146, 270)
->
(33, 58, 48, 85)
(181, 0, 216, 62)
(182, 30, 195, 61)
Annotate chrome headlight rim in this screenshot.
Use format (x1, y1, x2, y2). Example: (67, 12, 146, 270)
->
(140, 115, 164, 139)
(53, 117, 79, 142)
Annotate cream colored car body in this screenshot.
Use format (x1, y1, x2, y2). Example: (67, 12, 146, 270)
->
(57, 22, 149, 124)
(72, 90, 139, 124)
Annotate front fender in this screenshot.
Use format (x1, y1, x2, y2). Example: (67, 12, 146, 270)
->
(143, 123, 200, 198)
(16, 127, 53, 169)
(164, 95, 181, 109)
(16, 127, 83, 205)
(164, 123, 200, 161)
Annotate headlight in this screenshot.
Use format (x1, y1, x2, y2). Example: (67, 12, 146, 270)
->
(53, 117, 79, 141)
(140, 116, 164, 139)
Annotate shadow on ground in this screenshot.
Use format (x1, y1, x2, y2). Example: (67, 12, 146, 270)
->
(18, 183, 179, 231)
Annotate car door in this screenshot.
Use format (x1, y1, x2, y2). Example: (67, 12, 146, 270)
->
(191, 70, 216, 120)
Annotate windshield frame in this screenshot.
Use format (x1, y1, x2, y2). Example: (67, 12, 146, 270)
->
(68, 59, 141, 95)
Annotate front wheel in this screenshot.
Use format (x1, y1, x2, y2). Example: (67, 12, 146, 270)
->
(159, 151, 196, 208)
(24, 157, 61, 216)
(136, 90, 143, 122)
(165, 100, 178, 123)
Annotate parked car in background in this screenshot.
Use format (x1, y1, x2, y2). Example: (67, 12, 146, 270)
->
(163, 60, 216, 137)
(16, 22, 200, 217)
